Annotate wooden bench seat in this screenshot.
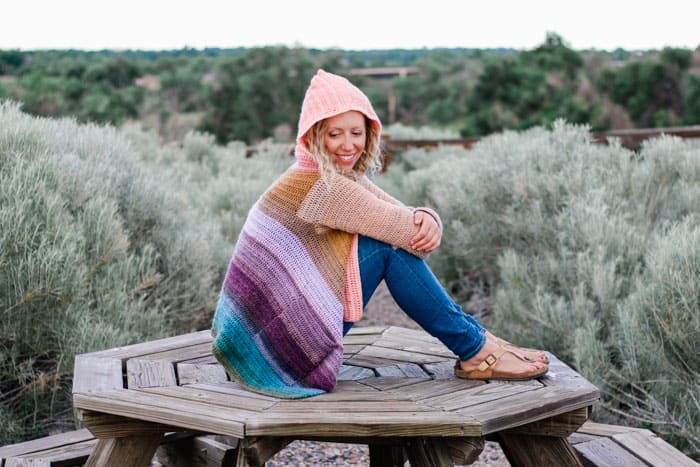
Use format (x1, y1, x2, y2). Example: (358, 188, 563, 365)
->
(2, 422, 697, 466)
(569, 421, 698, 467)
(0, 429, 96, 467)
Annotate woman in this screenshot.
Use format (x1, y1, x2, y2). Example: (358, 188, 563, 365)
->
(212, 69, 548, 398)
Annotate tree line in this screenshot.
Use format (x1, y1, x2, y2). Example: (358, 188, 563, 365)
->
(1, 33, 699, 144)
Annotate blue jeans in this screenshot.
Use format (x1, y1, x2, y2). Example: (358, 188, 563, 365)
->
(343, 236, 486, 361)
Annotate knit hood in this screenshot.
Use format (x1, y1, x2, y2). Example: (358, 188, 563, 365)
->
(294, 69, 382, 170)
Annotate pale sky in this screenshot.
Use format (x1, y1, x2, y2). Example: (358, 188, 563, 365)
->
(3, 0, 699, 52)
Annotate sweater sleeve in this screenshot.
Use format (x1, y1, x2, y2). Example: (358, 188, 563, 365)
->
(358, 176, 443, 232)
(297, 174, 428, 258)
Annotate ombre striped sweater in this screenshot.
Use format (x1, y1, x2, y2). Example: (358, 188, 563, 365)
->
(211, 167, 438, 398)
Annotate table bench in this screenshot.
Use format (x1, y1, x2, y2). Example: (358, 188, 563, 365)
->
(70, 325, 601, 466)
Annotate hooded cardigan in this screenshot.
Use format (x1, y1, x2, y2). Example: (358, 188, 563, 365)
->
(211, 70, 441, 398)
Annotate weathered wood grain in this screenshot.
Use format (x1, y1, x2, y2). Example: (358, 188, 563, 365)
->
(405, 437, 453, 467)
(498, 432, 583, 467)
(421, 380, 542, 412)
(2, 439, 97, 467)
(74, 390, 246, 438)
(72, 355, 124, 393)
(612, 430, 699, 467)
(155, 435, 238, 467)
(375, 363, 430, 378)
(0, 429, 93, 458)
(127, 358, 177, 388)
(138, 386, 267, 413)
(574, 437, 647, 466)
(245, 411, 481, 437)
(177, 362, 228, 385)
(77, 410, 181, 438)
(85, 435, 162, 467)
(466, 386, 599, 434)
(338, 364, 375, 381)
(358, 376, 431, 391)
(502, 407, 589, 437)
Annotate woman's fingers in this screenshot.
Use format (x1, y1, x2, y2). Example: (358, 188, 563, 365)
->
(411, 212, 441, 252)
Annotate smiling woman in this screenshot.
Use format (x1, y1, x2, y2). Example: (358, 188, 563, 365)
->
(210, 69, 549, 399)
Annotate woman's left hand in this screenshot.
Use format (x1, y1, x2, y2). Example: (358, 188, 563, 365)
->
(411, 211, 442, 253)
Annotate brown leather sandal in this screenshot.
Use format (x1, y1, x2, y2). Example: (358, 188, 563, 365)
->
(488, 333, 549, 364)
(454, 346, 549, 381)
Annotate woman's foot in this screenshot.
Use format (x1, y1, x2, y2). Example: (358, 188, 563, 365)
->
(484, 331, 549, 364)
(455, 339, 548, 381)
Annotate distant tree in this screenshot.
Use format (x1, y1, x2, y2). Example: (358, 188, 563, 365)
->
(201, 47, 322, 143)
(0, 50, 25, 74)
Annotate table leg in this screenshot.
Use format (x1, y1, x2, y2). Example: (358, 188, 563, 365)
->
(85, 434, 163, 467)
(369, 443, 406, 466)
(405, 437, 453, 467)
(498, 433, 583, 467)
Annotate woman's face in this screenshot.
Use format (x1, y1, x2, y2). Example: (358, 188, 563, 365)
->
(323, 111, 366, 170)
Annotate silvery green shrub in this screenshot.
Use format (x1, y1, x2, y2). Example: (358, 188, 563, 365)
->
(0, 101, 229, 442)
(376, 121, 699, 457)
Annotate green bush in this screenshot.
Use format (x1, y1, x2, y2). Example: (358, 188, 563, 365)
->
(0, 101, 229, 443)
(377, 122, 700, 458)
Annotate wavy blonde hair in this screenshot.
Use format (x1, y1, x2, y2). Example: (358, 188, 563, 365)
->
(303, 114, 383, 180)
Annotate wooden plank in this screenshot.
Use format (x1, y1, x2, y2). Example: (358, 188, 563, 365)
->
(371, 336, 455, 359)
(421, 380, 542, 412)
(467, 386, 599, 435)
(155, 435, 238, 467)
(342, 344, 367, 355)
(498, 433, 583, 467)
(422, 361, 459, 380)
(382, 327, 443, 344)
(78, 330, 211, 359)
(338, 365, 375, 381)
(405, 437, 453, 467)
(359, 376, 431, 391)
(73, 390, 246, 438)
(344, 354, 412, 369)
(502, 407, 589, 437)
(267, 400, 433, 414)
(72, 355, 123, 393)
(386, 379, 484, 401)
(85, 434, 162, 467)
(576, 420, 644, 437)
(177, 362, 228, 385)
(3, 439, 97, 467)
(573, 437, 647, 467)
(445, 437, 484, 465)
(612, 429, 698, 467)
(342, 334, 380, 346)
(126, 358, 177, 388)
(240, 437, 292, 467)
(346, 326, 387, 336)
(77, 410, 182, 438)
(138, 386, 271, 413)
(245, 411, 481, 437)
(0, 429, 94, 458)
(140, 341, 213, 363)
(375, 363, 430, 378)
(567, 432, 600, 445)
(179, 355, 219, 365)
(357, 343, 449, 364)
(184, 382, 279, 403)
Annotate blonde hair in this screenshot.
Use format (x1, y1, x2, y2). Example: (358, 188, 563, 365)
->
(304, 115, 383, 180)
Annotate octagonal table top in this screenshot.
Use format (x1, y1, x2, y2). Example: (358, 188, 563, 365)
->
(72, 326, 599, 440)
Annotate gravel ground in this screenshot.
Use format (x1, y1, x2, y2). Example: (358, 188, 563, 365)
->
(267, 282, 511, 466)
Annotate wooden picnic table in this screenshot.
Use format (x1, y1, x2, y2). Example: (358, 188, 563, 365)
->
(72, 326, 599, 466)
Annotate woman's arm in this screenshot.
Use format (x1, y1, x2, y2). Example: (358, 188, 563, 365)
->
(298, 174, 431, 257)
(358, 175, 443, 232)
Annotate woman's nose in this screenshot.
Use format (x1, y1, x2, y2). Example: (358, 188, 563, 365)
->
(341, 135, 353, 150)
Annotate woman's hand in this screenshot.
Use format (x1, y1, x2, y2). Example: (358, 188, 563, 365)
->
(411, 211, 441, 253)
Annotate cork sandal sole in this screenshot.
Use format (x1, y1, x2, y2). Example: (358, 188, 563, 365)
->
(454, 346, 549, 381)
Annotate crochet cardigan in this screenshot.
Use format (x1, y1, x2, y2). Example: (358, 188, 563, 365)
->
(211, 166, 440, 398)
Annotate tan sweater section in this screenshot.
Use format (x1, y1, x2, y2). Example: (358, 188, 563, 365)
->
(297, 173, 441, 259)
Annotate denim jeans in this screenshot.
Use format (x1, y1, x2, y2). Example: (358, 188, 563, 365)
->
(343, 236, 486, 361)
